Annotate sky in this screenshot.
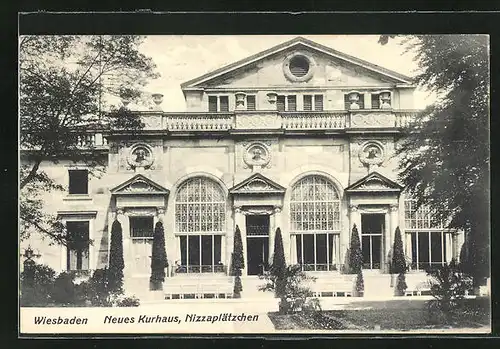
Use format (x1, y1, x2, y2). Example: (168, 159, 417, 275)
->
(133, 35, 433, 111)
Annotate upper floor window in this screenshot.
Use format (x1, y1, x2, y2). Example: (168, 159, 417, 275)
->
(66, 221, 90, 271)
(277, 95, 297, 112)
(303, 95, 324, 111)
(68, 169, 88, 195)
(208, 95, 229, 112)
(371, 91, 391, 109)
(344, 92, 365, 110)
(246, 95, 256, 111)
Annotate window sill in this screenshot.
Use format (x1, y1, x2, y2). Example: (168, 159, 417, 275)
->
(63, 194, 92, 202)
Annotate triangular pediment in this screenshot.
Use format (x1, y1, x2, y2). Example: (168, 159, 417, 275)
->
(230, 173, 286, 195)
(181, 37, 412, 89)
(110, 174, 170, 195)
(345, 171, 403, 193)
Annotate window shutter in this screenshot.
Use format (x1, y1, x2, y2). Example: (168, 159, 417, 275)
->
(287, 95, 297, 111)
(219, 96, 229, 112)
(277, 95, 286, 111)
(303, 95, 312, 111)
(208, 96, 218, 112)
(371, 94, 380, 109)
(314, 95, 324, 111)
(246, 95, 256, 111)
(69, 170, 88, 194)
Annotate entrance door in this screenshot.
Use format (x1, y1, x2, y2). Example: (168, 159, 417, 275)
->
(361, 214, 384, 269)
(130, 216, 154, 275)
(246, 215, 270, 275)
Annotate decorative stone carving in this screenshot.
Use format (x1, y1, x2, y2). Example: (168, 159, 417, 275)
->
(241, 179, 272, 191)
(359, 141, 385, 170)
(116, 208, 124, 216)
(234, 206, 242, 213)
(243, 142, 271, 169)
(358, 178, 386, 189)
(390, 204, 398, 212)
(236, 113, 280, 130)
(351, 112, 395, 128)
(126, 208, 156, 216)
(274, 206, 282, 214)
(349, 204, 358, 212)
(121, 179, 156, 193)
(127, 143, 155, 170)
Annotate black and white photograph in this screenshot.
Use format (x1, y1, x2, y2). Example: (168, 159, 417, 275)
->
(18, 31, 491, 334)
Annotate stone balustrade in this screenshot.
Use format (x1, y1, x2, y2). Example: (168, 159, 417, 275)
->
(21, 110, 420, 151)
(281, 111, 347, 129)
(164, 113, 234, 131)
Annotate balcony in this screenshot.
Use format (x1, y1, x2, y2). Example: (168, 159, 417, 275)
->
(20, 110, 419, 151)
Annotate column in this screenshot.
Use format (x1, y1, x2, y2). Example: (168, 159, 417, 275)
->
(116, 208, 130, 278)
(349, 204, 361, 232)
(234, 206, 247, 275)
(387, 204, 398, 273)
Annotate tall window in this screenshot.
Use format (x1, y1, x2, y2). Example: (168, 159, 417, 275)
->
(208, 95, 229, 112)
(246, 95, 256, 111)
(277, 95, 297, 112)
(303, 95, 324, 111)
(405, 199, 450, 271)
(66, 221, 90, 271)
(68, 169, 88, 194)
(290, 175, 341, 271)
(175, 177, 226, 273)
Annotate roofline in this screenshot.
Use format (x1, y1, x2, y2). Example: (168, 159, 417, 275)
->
(181, 36, 413, 89)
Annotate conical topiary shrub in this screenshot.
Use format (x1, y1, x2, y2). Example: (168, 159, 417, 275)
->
(233, 225, 245, 271)
(230, 252, 243, 298)
(108, 220, 124, 294)
(348, 224, 363, 274)
(392, 227, 407, 296)
(150, 220, 168, 291)
(355, 270, 364, 297)
(271, 227, 286, 299)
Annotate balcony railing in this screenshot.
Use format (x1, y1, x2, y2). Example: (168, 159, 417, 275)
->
(281, 111, 347, 129)
(21, 110, 420, 151)
(164, 113, 234, 131)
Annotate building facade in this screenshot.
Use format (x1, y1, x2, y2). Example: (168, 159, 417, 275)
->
(21, 37, 464, 298)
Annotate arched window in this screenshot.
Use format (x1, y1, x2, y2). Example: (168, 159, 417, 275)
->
(175, 177, 226, 273)
(290, 175, 341, 271)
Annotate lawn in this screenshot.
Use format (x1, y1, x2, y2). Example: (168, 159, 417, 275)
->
(268, 297, 490, 331)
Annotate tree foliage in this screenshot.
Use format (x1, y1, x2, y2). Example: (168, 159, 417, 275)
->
(150, 221, 168, 290)
(19, 35, 159, 244)
(108, 220, 124, 293)
(380, 35, 490, 285)
(347, 224, 363, 274)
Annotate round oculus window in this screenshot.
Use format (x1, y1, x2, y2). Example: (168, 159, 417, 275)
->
(289, 55, 310, 77)
(283, 53, 315, 82)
